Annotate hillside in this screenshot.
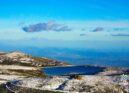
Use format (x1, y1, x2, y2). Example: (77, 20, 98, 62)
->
(0, 51, 68, 67)
(0, 51, 129, 93)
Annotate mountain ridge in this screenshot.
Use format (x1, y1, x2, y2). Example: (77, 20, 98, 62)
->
(0, 51, 68, 67)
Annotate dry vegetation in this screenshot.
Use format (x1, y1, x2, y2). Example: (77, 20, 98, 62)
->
(9, 69, 47, 78)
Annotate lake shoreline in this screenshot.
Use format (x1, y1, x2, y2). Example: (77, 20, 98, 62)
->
(0, 51, 129, 93)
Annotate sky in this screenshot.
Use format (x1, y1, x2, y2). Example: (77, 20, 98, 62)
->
(0, 0, 129, 20)
(0, 0, 129, 49)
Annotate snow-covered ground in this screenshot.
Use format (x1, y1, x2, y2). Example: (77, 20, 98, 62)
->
(0, 65, 37, 70)
(1, 75, 129, 93)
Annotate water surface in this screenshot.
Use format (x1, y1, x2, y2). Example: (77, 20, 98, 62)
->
(42, 66, 105, 76)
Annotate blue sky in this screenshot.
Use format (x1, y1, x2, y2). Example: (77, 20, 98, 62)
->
(0, 0, 129, 20)
(0, 0, 129, 49)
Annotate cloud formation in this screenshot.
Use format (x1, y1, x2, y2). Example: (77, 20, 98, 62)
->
(111, 34, 129, 36)
(80, 34, 87, 36)
(113, 28, 129, 31)
(22, 21, 72, 32)
(92, 27, 104, 32)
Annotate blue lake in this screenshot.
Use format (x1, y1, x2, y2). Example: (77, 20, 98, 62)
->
(42, 66, 106, 76)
